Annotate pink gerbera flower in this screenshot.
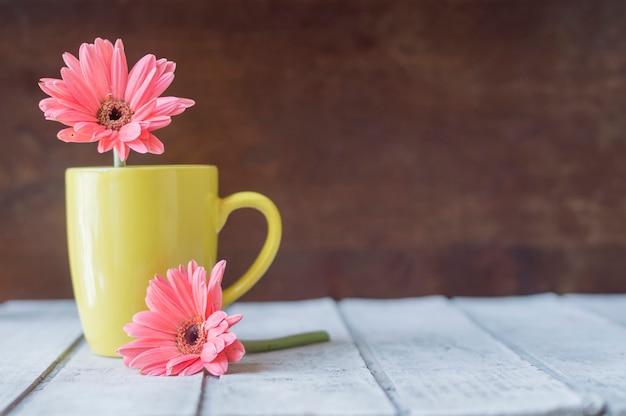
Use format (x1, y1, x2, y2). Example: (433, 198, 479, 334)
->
(117, 260, 245, 376)
(38, 38, 194, 161)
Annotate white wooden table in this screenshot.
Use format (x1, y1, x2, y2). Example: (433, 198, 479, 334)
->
(1, 294, 626, 416)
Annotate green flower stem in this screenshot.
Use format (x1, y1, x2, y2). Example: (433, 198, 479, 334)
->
(241, 331, 330, 353)
(113, 149, 126, 167)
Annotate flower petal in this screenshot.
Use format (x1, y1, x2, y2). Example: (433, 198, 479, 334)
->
(141, 363, 169, 376)
(57, 127, 91, 143)
(117, 121, 141, 142)
(74, 122, 107, 141)
(207, 260, 226, 316)
(128, 346, 180, 370)
(114, 141, 130, 161)
(125, 54, 156, 107)
(166, 354, 201, 376)
(131, 310, 178, 334)
(179, 360, 205, 376)
(145, 274, 190, 321)
(60, 64, 100, 114)
(97, 133, 117, 153)
(141, 131, 165, 154)
(116, 337, 177, 366)
(189, 263, 208, 319)
(153, 96, 195, 117)
(225, 339, 245, 362)
(123, 321, 173, 340)
(126, 138, 148, 154)
(110, 39, 128, 99)
(79, 39, 111, 100)
(225, 313, 243, 327)
(166, 267, 204, 318)
(203, 352, 229, 377)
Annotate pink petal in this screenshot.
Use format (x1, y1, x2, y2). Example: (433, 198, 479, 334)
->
(225, 339, 245, 362)
(128, 346, 180, 370)
(129, 66, 159, 110)
(114, 142, 130, 161)
(123, 321, 173, 340)
(150, 72, 175, 99)
(217, 332, 237, 347)
(204, 311, 228, 339)
(61, 52, 81, 75)
(57, 127, 91, 143)
(40, 98, 97, 123)
(189, 265, 208, 319)
(74, 122, 107, 141)
(179, 360, 205, 376)
(117, 337, 177, 365)
(187, 261, 200, 281)
(141, 131, 165, 154)
(150, 59, 177, 97)
(39, 79, 73, 102)
(201, 338, 219, 363)
(110, 39, 128, 99)
(203, 352, 229, 377)
(141, 363, 169, 376)
(43, 107, 95, 126)
(205, 310, 228, 331)
(117, 121, 141, 142)
(60, 64, 99, 113)
(145, 275, 190, 321)
(166, 267, 205, 318)
(94, 38, 114, 66)
(225, 314, 243, 327)
(97, 134, 117, 153)
(206, 322, 229, 340)
(79, 40, 110, 100)
(125, 54, 156, 107)
(207, 261, 226, 315)
(118, 337, 176, 356)
(203, 332, 236, 359)
(126, 138, 148, 154)
(166, 354, 201, 376)
(131, 310, 178, 334)
(144, 116, 172, 131)
(153, 96, 195, 117)
(132, 97, 157, 121)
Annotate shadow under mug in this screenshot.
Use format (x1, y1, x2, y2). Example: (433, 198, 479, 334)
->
(65, 165, 282, 357)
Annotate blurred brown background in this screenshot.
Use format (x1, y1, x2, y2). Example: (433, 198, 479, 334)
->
(1, 0, 626, 302)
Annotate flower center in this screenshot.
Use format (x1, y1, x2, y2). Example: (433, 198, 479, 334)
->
(97, 99, 133, 130)
(176, 316, 206, 355)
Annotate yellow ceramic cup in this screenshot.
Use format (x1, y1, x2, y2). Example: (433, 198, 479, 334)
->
(65, 165, 282, 357)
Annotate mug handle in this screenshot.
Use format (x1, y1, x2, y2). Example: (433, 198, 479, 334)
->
(217, 191, 282, 306)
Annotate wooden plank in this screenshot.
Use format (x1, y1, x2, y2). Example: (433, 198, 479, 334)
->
(205, 298, 396, 416)
(340, 296, 587, 416)
(455, 293, 626, 416)
(564, 294, 626, 327)
(0, 300, 82, 415)
(11, 338, 203, 416)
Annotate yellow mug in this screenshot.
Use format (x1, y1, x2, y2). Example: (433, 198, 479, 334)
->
(65, 165, 282, 357)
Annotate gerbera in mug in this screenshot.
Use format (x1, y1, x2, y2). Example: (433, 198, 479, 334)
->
(39, 37, 194, 165)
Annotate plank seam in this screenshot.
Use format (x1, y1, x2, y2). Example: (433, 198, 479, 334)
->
(196, 371, 210, 416)
(1, 334, 84, 416)
(450, 298, 607, 416)
(336, 302, 404, 416)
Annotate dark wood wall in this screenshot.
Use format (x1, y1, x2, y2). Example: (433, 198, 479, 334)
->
(2, 0, 626, 302)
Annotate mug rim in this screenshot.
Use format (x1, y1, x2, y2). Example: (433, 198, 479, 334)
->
(66, 164, 218, 173)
